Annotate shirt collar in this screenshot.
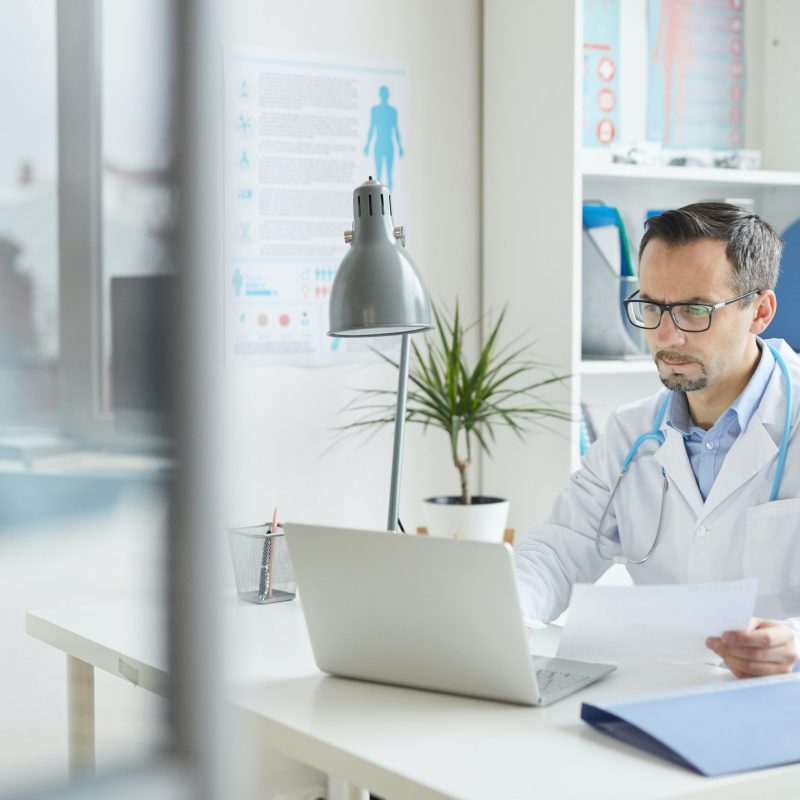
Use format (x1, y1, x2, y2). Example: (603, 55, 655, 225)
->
(666, 391, 695, 437)
(666, 339, 775, 436)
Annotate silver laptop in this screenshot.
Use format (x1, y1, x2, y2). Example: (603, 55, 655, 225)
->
(283, 523, 615, 706)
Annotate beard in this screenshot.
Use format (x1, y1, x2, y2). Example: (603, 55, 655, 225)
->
(654, 350, 709, 392)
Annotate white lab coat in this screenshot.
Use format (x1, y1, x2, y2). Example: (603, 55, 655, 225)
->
(515, 338, 800, 645)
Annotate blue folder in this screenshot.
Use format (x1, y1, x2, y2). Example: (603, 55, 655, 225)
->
(581, 204, 643, 357)
(581, 674, 800, 776)
(583, 204, 635, 277)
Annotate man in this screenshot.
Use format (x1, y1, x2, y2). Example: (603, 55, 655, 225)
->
(515, 202, 800, 678)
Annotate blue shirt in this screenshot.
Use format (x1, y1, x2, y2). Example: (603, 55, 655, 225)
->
(667, 341, 776, 501)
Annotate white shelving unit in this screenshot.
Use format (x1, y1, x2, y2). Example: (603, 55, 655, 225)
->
(483, 0, 800, 529)
(582, 163, 800, 188)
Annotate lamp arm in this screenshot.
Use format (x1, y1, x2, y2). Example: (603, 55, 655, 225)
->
(387, 333, 411, 531)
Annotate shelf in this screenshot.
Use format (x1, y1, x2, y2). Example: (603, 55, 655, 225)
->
(582, 163, 800, 188)
(580, 359, 654, 376)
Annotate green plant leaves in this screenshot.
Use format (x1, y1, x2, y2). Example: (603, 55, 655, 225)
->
(334, 300, 571, 498)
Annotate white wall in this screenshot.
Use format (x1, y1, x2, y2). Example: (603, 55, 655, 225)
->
(220, 0, 483, 533)
(483, 0, 581, 534)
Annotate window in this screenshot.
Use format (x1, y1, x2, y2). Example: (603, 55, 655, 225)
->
(0, 1, 59, 428)
(0, 2, 213, 796)
(100, 0, 176, 422)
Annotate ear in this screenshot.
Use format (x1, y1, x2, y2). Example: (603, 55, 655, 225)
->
(749, 290, 777, 335)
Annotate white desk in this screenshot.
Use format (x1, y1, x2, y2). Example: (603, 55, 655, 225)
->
(26, 598, 800, 800)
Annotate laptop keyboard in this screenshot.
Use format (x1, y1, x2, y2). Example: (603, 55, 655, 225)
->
(535, 668, 587, 695)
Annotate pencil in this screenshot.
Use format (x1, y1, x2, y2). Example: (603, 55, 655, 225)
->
(267, 506, 278, 599)
(258, 526, 269, 599)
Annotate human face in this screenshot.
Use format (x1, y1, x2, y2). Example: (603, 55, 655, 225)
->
(637, 238, 762, 395)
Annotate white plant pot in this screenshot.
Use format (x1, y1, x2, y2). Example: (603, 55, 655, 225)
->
(422, 496, 510, 543)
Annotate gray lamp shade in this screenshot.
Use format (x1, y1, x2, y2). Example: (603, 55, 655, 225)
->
(329, 178, 433, 337)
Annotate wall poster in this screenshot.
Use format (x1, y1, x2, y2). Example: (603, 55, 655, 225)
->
(583, 0, 622, 148)
(224, 47, 411, 366)
(647, 0, 746, 148)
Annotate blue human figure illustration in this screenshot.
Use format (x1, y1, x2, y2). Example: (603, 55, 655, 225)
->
(232, 267, 244, 296)
(363, 85, 404, 190)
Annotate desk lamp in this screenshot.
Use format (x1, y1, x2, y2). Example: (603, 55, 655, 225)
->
(328, 177, 433, 532)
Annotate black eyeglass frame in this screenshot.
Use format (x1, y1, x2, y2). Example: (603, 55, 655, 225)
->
(623, 289, 762, 333)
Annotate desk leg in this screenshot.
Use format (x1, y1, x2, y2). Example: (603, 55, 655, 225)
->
(327, 775, 369, 800)
(67, 655, 95, 777)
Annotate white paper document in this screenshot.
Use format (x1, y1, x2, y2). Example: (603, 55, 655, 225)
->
(556, 579, 758, 664)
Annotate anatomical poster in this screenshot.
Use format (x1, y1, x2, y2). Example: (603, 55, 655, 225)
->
(224, 46, 410, 366)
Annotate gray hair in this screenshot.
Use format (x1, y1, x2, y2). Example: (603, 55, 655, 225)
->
(639, 203, 783, 303)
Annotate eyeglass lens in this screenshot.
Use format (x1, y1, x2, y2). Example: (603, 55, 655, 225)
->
(626, 301, 711, 332)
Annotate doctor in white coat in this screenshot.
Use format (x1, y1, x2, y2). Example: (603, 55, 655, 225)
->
(515, 202, 800, 678)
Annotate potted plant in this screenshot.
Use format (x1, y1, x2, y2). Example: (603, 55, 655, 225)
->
(337, 301, 571, 541)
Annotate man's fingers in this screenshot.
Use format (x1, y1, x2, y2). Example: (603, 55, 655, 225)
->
(707, 619, 799, 678)
(715, 643, 797, 665)
(720, 653, 795, 678)
(719, 627, 793, 649)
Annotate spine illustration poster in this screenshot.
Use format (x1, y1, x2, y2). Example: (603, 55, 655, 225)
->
(647, 0, 746, 148)
(224, 47, 410, 366)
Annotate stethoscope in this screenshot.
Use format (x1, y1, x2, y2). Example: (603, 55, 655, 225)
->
(595, 344, 794, 565)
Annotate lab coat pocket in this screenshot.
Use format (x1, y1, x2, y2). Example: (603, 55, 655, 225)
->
(744, 498, 800, 595)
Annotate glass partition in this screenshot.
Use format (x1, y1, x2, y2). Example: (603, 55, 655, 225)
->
(0, 1, 176, 793)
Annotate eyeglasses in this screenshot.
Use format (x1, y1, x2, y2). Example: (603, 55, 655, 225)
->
(623, 289, 761, 333)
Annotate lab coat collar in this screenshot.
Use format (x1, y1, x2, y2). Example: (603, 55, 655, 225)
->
(752, 338, 799, 428)
(699, 421, 777, 519)
(697, 339, 799, 519)
(654, 426, 704, 517)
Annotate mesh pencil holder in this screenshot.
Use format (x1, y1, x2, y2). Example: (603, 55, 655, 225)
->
(226, 523, 296, 604)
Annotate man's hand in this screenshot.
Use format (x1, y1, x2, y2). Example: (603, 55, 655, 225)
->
(706, 618, 799, 678)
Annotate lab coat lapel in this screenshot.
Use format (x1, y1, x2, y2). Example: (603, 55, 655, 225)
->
(654, 427, 704, 517)
(699, 422, 777, 521)
(699, 350, 789, 520)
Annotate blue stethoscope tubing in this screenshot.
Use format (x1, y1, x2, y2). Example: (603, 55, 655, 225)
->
(597, 344, 793, 564)
(771, 345, 793, 501)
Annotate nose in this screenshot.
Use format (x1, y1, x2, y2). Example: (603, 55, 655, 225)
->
(651, 310, 687, 349)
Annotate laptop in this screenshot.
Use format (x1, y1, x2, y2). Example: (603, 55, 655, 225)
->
(283, 523, 615, 706)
